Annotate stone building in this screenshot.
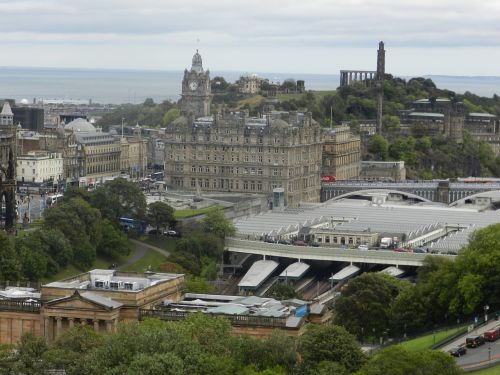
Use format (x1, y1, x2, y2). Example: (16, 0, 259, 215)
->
(236, 75, 262, 94)
(399, 98, 464, 143)
(66, 119, 122, 185)
(18, 128, 79, 187)
(163, 52, 323, 207)
(322, 125, 361, 180)
(465, 112, 500, 155)
(360, 161, 406, 182)
(17, 151, 63, 184)
(0, 269, 185, 345)
(0, 101, 17, 231)
(164, 111, 323, 207)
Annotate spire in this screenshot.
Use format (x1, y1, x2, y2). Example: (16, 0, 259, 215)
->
(191, 50, 203, 73)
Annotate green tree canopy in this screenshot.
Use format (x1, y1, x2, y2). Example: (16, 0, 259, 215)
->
(298, 324, 366, 372)
(200, 208, 236, 239)
(334, 273, 405, 338)
(146, 201, 175, 233)
(355, 346, 462, 375)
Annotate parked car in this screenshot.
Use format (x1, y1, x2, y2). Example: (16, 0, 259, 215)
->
(483, 328, 500, 342)
(278, 239, 292, 245)
(449, 346, 467, 357)
(466, 335, 485, 348)
(393, 247, 411, 253)
(148, 229, 161, 235)
(164, 230, 180, 237)
(293, 240, 307, 246)
(358, 244, 369, 251)
(413, 247, 427, 253)
(309, 242, 320, 247)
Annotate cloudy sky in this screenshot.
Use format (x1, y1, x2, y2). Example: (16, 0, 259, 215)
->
(1, 0, 500, 76)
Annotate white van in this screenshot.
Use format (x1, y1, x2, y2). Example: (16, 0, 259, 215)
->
(46, 194, 64, 206)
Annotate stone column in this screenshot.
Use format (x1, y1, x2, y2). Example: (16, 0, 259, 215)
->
(93, 320, 99, 333)
(81, 318, 87, 326)
(349, 72, 353, 84)
(68, 318, 74, 329)
(114, 319, 119, 333)
(106, 320, 113, 333)
(44, 317, 50, 341)
(55, 317, 62, 339)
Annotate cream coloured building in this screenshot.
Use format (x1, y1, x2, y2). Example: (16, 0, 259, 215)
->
(17, 151, 63, 184)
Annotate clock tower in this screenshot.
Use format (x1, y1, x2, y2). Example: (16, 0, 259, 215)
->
(180, 50, 212, 118)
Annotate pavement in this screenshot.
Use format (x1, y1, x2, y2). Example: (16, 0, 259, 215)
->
(440, 319, 500, 369)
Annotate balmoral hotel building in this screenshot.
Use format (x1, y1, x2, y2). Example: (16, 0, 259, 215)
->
(163, 51, 323, 207)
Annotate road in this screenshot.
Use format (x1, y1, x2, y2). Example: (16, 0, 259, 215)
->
(16, 194, 46, 221)
(441, 320, 500, 369)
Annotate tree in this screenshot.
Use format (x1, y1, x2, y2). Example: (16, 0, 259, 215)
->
(298, 324, 366, 372)
(211, 76, 229, 92)
(267, 281, 301, 300)
(12, 333, 48, 375)
(43, 198, 102, 269)
(97, 219, 131, 259)
(356, 346, 462, 375)
(42, 325, 104, 372)
(163, 107, 181, 125)
(147, 201, 175, 234)
(91, 178, 146, 222)
(185, 276, 214, 293)
(0, 231, 21, 281)
(200, 207, 236, 239)
(95, 178, 146, 222)
(367, 134, 389, 160)
(334, 273, 404, 339)
(143, 97, 155, 107)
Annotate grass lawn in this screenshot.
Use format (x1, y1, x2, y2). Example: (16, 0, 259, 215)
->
(469, 365, 500, 374)
(122, 249, 167, 273)
(398, 325, 467, 352)
(142, 236, 178, 251)
(174, 205, 220, 219)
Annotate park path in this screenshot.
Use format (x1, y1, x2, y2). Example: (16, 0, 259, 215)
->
(118, 239, 171, 270)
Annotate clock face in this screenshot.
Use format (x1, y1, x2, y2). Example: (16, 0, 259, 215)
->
(189, 81, 198, 91)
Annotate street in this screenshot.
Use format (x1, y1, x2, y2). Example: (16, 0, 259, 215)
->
(441, 320, 500, 368)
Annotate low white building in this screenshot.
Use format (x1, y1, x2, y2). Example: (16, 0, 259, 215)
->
(17, 151, 63, 184)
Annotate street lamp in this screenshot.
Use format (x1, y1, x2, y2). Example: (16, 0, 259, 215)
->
(484, 305, 490, 323)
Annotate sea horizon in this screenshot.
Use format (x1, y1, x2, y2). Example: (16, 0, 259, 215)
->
(1, 66, 499, 105)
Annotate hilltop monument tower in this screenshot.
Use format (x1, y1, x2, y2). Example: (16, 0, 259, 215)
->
(376, 41, 386, 134)
(180, 50, 212, 118)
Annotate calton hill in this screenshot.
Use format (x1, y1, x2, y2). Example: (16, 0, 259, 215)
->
(97, 74, 500, 178)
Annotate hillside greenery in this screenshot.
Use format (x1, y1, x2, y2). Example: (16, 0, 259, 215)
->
(0, 315, 462, 375)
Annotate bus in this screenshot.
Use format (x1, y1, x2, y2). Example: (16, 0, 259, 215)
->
(119, 217, 146, 234)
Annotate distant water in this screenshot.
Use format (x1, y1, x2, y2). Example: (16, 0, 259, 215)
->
(0, 67, 498, 105)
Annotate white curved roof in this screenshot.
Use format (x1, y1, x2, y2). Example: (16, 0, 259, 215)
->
(65, 118, 96, 133)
